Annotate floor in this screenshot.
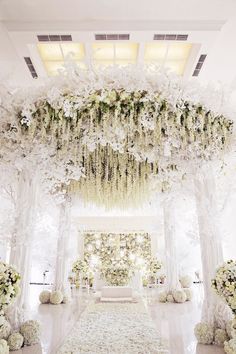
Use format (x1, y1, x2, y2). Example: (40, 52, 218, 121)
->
(14, 284, 225, 354)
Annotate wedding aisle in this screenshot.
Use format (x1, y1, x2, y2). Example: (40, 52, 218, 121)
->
(56, 300, 168, 354)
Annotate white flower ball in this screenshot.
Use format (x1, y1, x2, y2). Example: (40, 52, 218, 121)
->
(226, 319, 236, 339)
(214, 328, 228, 346)
(194, 322, 214, 344)
(224, 338, 236, 354)
(62, 295, 69, 304)
(172, 290, 187, 303)
(179, 275, 192, 288)
(20, 320, 41, 346)
(0, 339, 9, 354)
(158, 291, 167, 303)
(7, 332, 24, 351)
(0, 319, 11, 340)
(50, 290, 63, 305)
(215, 302, 233, 330)
(39, 290, 51, 304)
(167, 294, 175, 303)
(183, 288, 193, 301)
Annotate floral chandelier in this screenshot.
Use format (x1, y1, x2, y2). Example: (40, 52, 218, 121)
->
(0, 68, 233, 207)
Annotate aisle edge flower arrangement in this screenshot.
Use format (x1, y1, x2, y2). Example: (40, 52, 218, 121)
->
(0, 262, 41, 351)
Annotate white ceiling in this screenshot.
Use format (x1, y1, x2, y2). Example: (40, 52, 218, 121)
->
(0, 0, 236, 90)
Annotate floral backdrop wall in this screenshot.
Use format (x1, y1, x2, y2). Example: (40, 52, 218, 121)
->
(83, 231, 153, 273)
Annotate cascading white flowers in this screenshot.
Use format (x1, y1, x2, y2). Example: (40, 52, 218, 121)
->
(0, 68, 233, 208)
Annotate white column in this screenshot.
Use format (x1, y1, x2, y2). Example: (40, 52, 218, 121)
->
(163, 196, 180, 291)
(9, 168, 39, 311)
(54, 195, 72, 296)
(194, 166, 223, 324)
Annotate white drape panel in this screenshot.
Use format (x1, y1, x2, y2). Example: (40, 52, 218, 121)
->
(194, 166, 223, 324)
(9, 168, 39, 310)
(163, 196, 180, 291)
(54, 196, 72, 295)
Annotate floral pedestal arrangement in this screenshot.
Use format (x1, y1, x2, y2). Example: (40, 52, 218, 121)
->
(195, 260, 236, 351)
(0, 262, 41, 352)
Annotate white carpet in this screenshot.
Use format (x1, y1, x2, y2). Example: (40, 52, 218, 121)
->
(57, 300, 168, 354)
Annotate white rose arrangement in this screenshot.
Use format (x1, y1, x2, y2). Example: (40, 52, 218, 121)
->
(0, 262, 21, 313)
(194, 322, 214, 344)
(39, 290, 51, 304)
(7, 332, 24, 351)
(0, 318, 11, 340)
(101, 265, 131, 286)
(0, 339, 9, 354)
(20, 320, 41, 346)
(158, 289, 190, 304)
(224, 338, 236, 354)
(50, 291, 64, 305)
(212, 260, 236, 315)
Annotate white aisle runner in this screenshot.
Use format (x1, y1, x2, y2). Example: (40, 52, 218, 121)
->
(57, 300, 168, 354)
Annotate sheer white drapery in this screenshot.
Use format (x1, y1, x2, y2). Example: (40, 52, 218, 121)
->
(54, 195, 72, 296)
(194, 166, 224, 324)
(163, 196, 180, 291)
(9, 168, 39, 310)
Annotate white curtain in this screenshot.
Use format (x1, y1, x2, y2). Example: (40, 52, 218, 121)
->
(9, 168, 39, 311)
(54, 195, 72, 296)
(194, 165, 223, 324)
(163, 196, 180, 291)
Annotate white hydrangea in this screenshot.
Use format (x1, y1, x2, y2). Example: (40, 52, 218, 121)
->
(158, 291, 167, 303)
(62, 295, 69, 304)
(50, 290, 63, 305)
(214, 328, 228, 346)
(20, 320, 41, 346)
(172, 290, 187, 303)
(183, 288, 193, 301)
(179, 275, 192, 288)
(7, 332, 24, 351)
(0, 319, 11, 340)
(0, 339, 9, 354)
(39, 290, 51, 304)
(166, 294, 174, 303)
(194, 322, 214, 344)
(226, 319, 236, 339)
(224, 338, 236, 354)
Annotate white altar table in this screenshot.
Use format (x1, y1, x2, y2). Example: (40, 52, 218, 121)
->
(101, 286, 133, 301)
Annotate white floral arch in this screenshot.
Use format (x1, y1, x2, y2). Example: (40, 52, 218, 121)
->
(0, 67, 234, 336)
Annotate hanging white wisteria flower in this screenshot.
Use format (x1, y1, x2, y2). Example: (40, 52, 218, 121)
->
(212, 260, 236, 314)
(0, 67, 233, 209)
(0, 262, 20, 314)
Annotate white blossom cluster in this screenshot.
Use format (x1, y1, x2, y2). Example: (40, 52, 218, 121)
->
(0, 262, 20, 313)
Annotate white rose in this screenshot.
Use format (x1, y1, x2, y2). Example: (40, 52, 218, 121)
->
(7, 332, 24, 351)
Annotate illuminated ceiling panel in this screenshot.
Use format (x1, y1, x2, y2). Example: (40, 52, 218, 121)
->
(37, 42, 86, 76)
(144, 42, 192, 75)
(92, 42, 138, 66)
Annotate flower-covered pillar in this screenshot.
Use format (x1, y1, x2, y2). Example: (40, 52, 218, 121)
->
(54, 194, 72, 297)
(163, 195, 180, 291)
(9, 167, 39, 311)
(194, 165, 224, 324)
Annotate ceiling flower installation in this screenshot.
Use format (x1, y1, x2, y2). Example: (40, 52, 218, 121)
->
(0, 68, 233, 207)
